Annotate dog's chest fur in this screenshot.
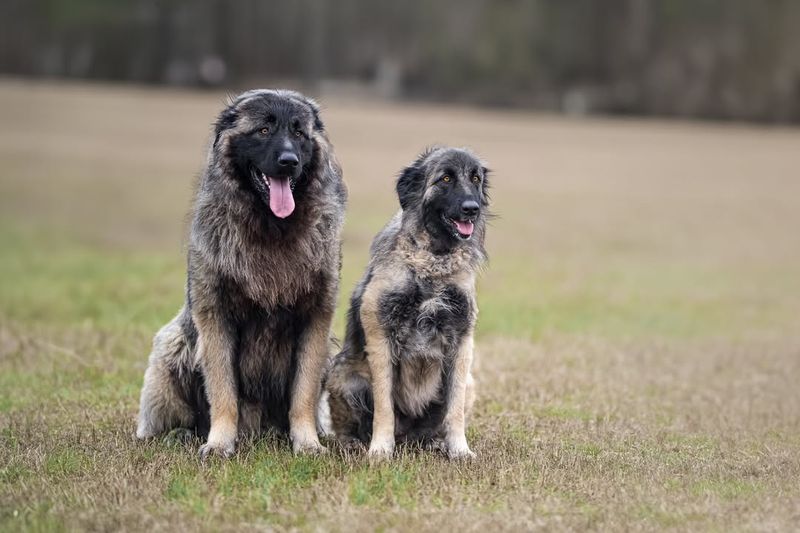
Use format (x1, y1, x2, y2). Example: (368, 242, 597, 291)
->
(193, 184, 340, 308)
(377, 269, 473, 417)
(379, 278, 471, 360)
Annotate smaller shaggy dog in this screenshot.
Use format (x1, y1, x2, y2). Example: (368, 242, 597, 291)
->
(320, 147, 489, 459)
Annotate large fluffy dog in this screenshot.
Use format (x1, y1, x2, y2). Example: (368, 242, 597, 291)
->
(136, 90, 347, 458)
(320, 147, 488, 459)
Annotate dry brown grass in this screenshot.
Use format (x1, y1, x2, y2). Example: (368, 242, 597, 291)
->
(1, 79, 799, 531)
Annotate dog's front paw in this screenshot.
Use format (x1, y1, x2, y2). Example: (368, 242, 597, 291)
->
(199, 439, 235, 461)
(445, 436, 476, 461)
(447, 445, 476, 461)
(368, 439, 395, 462)
(291, 426, 328, 456)
(292, 438, 328, 456)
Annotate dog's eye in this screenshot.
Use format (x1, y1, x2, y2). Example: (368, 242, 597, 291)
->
(259, 127, 269, 135)
(442, 175, 451, 183)
(294, 130, 303, 138)
(472, 175, 481, 184)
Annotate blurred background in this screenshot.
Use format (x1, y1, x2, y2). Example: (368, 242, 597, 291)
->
(3, 0, 800, 122)
(2, 0, 798, 334)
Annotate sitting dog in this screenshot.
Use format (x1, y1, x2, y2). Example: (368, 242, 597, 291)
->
(320, 147, 489, 459)
(136, 90, 347, 458)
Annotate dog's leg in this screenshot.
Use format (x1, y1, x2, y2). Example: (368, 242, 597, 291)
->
(443, 334, 476, 460)
(365, 337, 394, 459)
(136, 357, 193, 439)
(136, 311, 194, 439)
(360, 277, 396, 460)
(324, 360, 373, 442)
(195, 316, 238, 460)
(289, 313, 332, 455)
(464, 371, 476, 422)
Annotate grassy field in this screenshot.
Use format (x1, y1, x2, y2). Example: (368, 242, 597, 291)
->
(1, 79, 799, 531)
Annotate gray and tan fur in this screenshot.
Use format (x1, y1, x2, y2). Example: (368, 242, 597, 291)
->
(136, 89, 347, 458)
(320, 147, 489, 459)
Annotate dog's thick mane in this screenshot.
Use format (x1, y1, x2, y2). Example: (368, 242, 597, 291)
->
(189, 103, 345, 308)
(396, 228, 486, 281)
(368, 210, 486, 283)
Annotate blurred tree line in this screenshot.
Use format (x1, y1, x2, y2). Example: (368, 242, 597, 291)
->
(2, 0, 799, 122)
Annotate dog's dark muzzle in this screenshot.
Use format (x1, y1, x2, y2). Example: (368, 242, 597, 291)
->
(461, 199, 480, 218)
(278, 151, 299, 170)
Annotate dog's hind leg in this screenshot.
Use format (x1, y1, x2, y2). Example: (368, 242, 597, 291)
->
(136, 310, 195, 439)
(322, 362, 373, 444)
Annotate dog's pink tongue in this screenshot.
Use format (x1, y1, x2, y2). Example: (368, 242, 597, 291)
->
(267, 176, 295, 218)
(454, 220, 474, 236)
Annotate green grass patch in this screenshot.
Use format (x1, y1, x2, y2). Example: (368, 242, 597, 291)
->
(0, 463, 32, 484)
(0, 225, 184, 332)
(0, 502, 66, 533)
(535, 403, 595, 422)
(165, 466, 207, 515)
(476, 254, 800, 340)
(348, 463, 419, 509)
(45, 448, 90, 478)
(634, 503, 698, 528)
(161, 448, 331, 520)
(690, 479, 763, 500)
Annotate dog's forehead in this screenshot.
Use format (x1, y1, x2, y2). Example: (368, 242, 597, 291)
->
(236, 91, 313, 122)
(425, 148, 482, 175)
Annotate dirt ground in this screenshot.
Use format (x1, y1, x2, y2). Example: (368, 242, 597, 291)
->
(1, 79, 799, 531)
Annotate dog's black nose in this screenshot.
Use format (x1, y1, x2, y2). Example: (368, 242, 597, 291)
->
(461, 199, 480, 218)
(278, 152, 299, 168)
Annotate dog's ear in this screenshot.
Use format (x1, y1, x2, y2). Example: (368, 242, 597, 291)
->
(284, 91, 324, 131)
(302, 96, 324, 131)
(213, 104, 238, 148)
(396, 164, 425, 210)
(479, 165, 491, 206)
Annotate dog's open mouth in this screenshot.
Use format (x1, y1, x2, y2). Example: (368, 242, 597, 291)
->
(258, 171, 296, 219)
(448, 217, 474, 240)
